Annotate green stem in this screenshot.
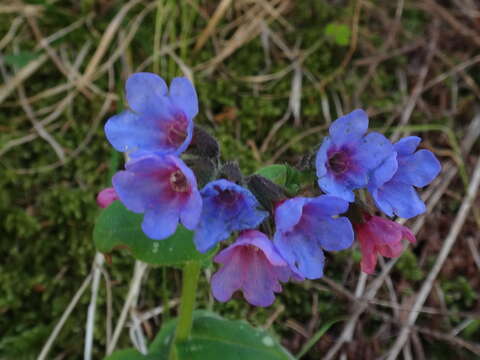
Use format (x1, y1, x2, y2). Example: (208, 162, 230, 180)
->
(169, 261, 201, 359)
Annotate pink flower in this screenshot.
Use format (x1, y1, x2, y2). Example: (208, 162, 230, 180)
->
(354, 215, 416, 274)
(211, 230, 297, 307)
(96, 187, 119, 208)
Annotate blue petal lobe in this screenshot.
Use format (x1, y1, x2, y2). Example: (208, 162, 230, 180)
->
(315, 136, 332, 178)
(105, 111, 166, 154)
(354, 132, 394, 170)
(395, 150, 441, 187)
(329, 109, 368, 146)
(169, 77, 199, 119)
(369, 152, 398, 188)
(318, 173, 355, 202)
(305, 195, 349, 217)
(316, 217, 354, 251)
(126, 72, 168, 113)
(142, 207, 179, 240)
(274, 197, 305, 232)
(376, 181, 426, 218)
(274, 231, 325, 279)
(394, 136, 421, 156)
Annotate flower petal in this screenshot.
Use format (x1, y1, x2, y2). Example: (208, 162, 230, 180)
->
(112, 167, 168, 213)
(211, 248, 245, 302)
(394, 136, 421, 156)
(194, 214, 230, 253)
(354, 132, 394, 170)
(315, 136, 332, 178)
(318, 172, 355, 202)
(274, 197, 306, 232)
(395, 149, 441, 188)
(142, 207, 179, 240)
(304, 195, 349, 217)
(377, 241, 404, 258)
(242, 251, 278, 307)
(242, 230, 287, 266)
(274, 231, 325, 279)
(315, 217, 354, 252)
(329, 109, 368, 146)
(169, 77, 199, 119)
(375, 181, 426, 218)
(126, 72, 168, 113)
(401, 226, 416, 244)
(180, 189, 202, 230)
(105, 111, 166, 154)
(369, 152, 398, 189)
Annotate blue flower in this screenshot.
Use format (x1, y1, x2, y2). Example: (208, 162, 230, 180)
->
(193, 179, 268, 253)
(211, 230, 296, 307)
(112, 154, 202, 240)
(105, 73, 198, 157)
(273, 195, 354, 279)
(315, 109, 394, 202)
(368, 136, 441, 219)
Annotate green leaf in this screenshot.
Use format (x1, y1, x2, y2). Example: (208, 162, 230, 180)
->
(104, 349, 164, 360)
(255, 164, 307, 194)
(325, 23, 351, 46)
(3, 52, 39, 68)
(150, 311, 294, 360)
(255, 165, 288, 186)
(93, 201, 215, 266)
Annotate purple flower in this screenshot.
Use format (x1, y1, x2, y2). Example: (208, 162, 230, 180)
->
(96, 187, 119, 208)
(368, 136, 441, 218)
(211, 230, 296, 307)
(273, 195, 353, 279)
(194, 179, 268, 253)
(315, 109, 394, 202)
(112, 154, 202, 240)
(105, 73, 198, 157)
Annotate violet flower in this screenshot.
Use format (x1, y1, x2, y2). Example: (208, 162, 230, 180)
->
(315, 109, 394, 202)
(194, 179, 268, 253)
(273, 195, 354, 279)
(105, 73, 197, 157)
(112, 154, 202, 240)
(368, 136, 441, 218)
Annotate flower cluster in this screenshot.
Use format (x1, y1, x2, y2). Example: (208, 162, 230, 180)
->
(100, 73, 441, 307)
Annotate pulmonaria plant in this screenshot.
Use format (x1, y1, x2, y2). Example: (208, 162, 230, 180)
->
(99, 72, 442, 310)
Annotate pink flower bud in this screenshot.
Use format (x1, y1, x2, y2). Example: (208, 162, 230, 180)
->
(96, 187, 119, 208)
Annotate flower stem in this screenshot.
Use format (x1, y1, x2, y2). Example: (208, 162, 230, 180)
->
(169, 261, 201, 359)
